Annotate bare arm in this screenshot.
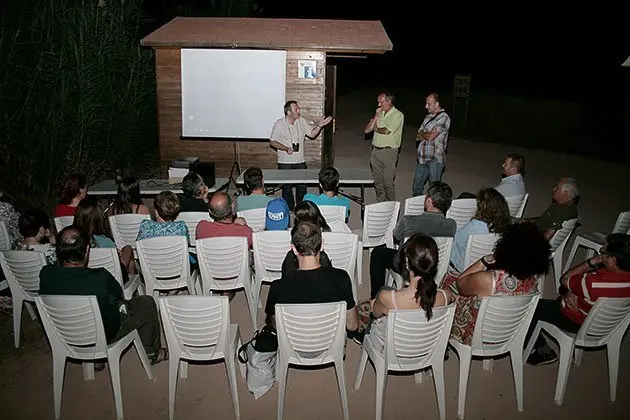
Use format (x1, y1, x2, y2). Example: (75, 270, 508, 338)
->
(270, 140, 291, 153)
(364, 108, 381, 133)
(416, 128, 437, 141)
(371, 290, 392, 319)
(560, 255, 602, 287)
(346, 306, 359, 332)
(456, 270, 494, 297)
(543, 229, 556, 240)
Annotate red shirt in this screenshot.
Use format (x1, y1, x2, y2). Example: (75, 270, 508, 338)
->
(561, 269, 630, 324)
(53, 204, 77, 217)
(195, 220, 253, 248)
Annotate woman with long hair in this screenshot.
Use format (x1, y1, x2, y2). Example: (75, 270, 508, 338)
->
(74, 196, 136, 275)
(450, 187, 512, 273)
(108, 176, 150, 216)
(53, 173, 87, 217)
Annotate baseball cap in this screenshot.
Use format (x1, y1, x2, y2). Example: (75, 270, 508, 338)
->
(265, 198, 290, 230)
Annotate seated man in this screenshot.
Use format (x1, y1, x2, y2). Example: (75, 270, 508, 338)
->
(39, 226, 167, 365)
(493, 153, 526, 198)
(303, 167, 352, 220)
(265, 221, 359, 335)
(235, 167, 273, 212)
(458, 153, 526, 199)
(525, 177, 579, 240)
(369, 181, 457, 298)
(526, 233, 630, 365)
(13, 208, 57, 265)
(196, 192, 253, 247)
(179, 171, 209, 212)
(265, 197, 290, 231)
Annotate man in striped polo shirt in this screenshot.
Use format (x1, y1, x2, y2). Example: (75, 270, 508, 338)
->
(526, 233, 630, 365)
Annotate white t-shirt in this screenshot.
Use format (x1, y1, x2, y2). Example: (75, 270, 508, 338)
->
(270, 116, 313, 164)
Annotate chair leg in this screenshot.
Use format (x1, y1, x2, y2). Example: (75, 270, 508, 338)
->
(607, 335, 623, 402)
(510, 348, 524, 412)
(244, 288, 258, 330)
(133, 334, 154, 380)
(455, 347, 472, 420)
(552, 251, 564, 292)
(179, 360, 188, 379)
(226, 351, 241, 420)
(553, 336, 575, 405)
(276, 361, 289, 420)
(432, 363, 447, 420)
(564, 242, 581, 273)
(168, 356, 179, 420)
(52, 353, 67, 420)
(374, 362, 387, 420)
(334, 360, 350, 420)
(356, 245, 363, 287)
(25, 300, 37, 320)
(524, 324, 543, 364)
(573, 348, 583, 367)
(107, 353, 124, 420)
(12, 296, 23, 348)
(353, 348, 369, 391)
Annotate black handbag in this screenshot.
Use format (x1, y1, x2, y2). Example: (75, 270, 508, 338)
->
(238, 324, 278, 363)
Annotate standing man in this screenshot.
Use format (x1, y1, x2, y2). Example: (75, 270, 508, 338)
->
(364, 91, 405, 202)
(412, 93, 451, 197)
(269, 100, 332, 210)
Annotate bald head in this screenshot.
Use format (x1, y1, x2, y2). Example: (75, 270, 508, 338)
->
(209, 192, 233, 221)
(56, 225, 90, 266)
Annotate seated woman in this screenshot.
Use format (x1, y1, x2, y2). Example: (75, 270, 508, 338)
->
(281, 200, 333, 278)
(107, 176, 150, 216)
(53, 174, 87, 217)
(74, 196, 136, 276)
(443, 222, 550, 346)
(449, 187, 512, 273)
(13, 209, 57, 265)
(137, 191, 189, 242)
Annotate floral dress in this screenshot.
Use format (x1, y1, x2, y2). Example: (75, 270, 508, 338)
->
(443, 270, 537, 346)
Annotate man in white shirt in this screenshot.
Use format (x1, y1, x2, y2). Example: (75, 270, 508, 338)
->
(269, 101, 332, 210)
(494, 153, 526, 198)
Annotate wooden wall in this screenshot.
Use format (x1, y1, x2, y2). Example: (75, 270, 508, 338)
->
(154, 48, 326, 178)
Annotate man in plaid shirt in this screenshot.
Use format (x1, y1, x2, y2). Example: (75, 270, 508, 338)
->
(412, 93, 451, 197)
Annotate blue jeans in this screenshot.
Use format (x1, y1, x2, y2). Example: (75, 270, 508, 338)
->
(412, 160, 444, 196)
(278, 162, 307, 210)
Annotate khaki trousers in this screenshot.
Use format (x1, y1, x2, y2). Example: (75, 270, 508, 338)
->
(370, 147, 398, 202)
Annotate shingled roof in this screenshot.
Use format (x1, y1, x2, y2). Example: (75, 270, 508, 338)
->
(141, 17, 393, 54)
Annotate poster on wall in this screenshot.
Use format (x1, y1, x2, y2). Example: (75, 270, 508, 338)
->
(298, 60, 317, 79)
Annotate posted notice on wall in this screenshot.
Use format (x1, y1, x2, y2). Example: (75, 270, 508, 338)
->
(298, 60, 317, 79)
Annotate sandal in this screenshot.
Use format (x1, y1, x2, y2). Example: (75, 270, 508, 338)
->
(150, 348, 169, 365)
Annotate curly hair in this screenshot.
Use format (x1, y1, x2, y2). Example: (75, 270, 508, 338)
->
(474, 188, 512, 234)
(492, 222, 550, 280)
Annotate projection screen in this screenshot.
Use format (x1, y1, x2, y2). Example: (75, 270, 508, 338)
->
(180, 48, 287, 140)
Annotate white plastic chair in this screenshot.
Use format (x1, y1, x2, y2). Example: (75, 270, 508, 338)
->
(237, 208, 266, 232)
(524, 297, 630, 405)
(252, 230, 291, 302)
(0, 220, 11, 250)
(322, 231, 359, 301)
(354, 201, 401, 287)
(275, 301, 349, 420)
(403, 195, 426, 216)
(446, 198, 477, 230)
(354, 304, 456, 420)
(449, 294, 540, 419)
(88, 247, 144, 299)
(196, 236, 258, 329)
(159, 295, 245, 420)
(0, 250, 45, 347)
(386, 236, 453, 290)
(319, 204, 347, 225)
(504, 193, 529, 218)
(136, 236, 196, 297)
(564, 210, 630, 272)
(459, 233, 501, 274)
(176, 211, 212, 245)
(549, 218, 579, 291)
(54, 216, 74, 233)
(35, 295, 154, 420)
(108, 213, 151, 250)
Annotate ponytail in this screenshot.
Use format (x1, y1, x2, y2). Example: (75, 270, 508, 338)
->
(414, 271, 438, 320)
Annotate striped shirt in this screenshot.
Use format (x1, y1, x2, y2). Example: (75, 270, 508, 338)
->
(561, 269, 630, 324)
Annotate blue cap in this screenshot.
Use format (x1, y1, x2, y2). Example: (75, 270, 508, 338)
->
(265, 198, 290, 230)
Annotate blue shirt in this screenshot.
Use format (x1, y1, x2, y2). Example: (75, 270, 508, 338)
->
(450, 219, 489, 272)
(302, 193, 351, 219)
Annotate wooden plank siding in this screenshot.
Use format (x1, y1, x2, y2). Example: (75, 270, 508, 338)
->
(154, 48, 326, 177)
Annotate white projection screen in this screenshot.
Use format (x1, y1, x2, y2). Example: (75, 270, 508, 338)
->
(180, 48, 287, 139)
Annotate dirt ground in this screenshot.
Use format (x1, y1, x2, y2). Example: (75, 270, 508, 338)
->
(1, 88, 629, 419)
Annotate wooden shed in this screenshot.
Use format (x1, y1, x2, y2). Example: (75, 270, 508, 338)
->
(140, 17, 392, 179)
